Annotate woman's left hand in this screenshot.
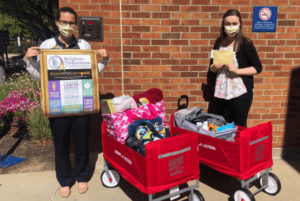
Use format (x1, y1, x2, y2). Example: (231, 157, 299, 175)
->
(226, 63, 239, 75)
(96, 49, 109, 60)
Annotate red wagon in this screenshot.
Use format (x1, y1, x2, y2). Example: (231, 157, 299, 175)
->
(169, 95, 281, 201)
(101, 121, 205, 201)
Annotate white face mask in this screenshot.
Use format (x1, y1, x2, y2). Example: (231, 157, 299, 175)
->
(224, 25, 240, 36)
(58, 23, 75, 37)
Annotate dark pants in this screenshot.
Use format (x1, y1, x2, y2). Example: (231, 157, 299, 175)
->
(49, 114, 92, 187)
(216, 91, 253, 127)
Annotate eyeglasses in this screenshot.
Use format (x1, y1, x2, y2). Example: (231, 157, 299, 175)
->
(58, 20, 76, 28)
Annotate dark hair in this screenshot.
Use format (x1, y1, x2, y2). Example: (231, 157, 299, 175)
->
(54, 7, 78, 33)
(217, 9, 245, 52)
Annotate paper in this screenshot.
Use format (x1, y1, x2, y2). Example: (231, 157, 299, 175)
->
(213, 50, 234, 65)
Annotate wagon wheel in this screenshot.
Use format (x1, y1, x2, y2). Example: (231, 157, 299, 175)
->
(101, 169, 121, 188)
(260, 172, 281, 195)
(233, 188, 255, 201)
(188, 190, 205, 201)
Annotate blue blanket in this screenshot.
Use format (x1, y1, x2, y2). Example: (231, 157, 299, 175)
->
(0, 155, 27, 169)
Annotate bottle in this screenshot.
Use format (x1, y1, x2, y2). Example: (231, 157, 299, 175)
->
(196, 122, 203, 127)
(202, 121, 209, 130)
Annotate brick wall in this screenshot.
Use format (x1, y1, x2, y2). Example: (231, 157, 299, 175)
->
(60, 0, 300, 152)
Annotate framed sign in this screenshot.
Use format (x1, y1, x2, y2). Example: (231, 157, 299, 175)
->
(252, 6, 278, 32)
(40, 49, 100, 117)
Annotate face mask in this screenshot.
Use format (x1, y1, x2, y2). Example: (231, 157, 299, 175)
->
(224, 25, 240, 36)
(58, 23, 75, 37)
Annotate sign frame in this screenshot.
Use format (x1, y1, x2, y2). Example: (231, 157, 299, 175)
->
(252, 6, 278, 32)
(40, 49, 100, 118)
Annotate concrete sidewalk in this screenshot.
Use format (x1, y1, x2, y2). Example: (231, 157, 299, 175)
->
(1, 158, 299, 201)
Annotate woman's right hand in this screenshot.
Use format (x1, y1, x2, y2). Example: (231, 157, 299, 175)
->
(24, 47, 41, 60)
(210, 64, 222, 73)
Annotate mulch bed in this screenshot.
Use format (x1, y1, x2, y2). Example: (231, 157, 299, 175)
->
(0, 126, 55, 174)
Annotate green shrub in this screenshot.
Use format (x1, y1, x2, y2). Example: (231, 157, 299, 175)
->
(27, 107, 52, 141)
(6, 41, 31, 54)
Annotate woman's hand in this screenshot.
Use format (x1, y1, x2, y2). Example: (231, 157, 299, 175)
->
(226, 63, 239, 75)
(24, 47, 41, 60)
(210, 64, 223, 73)
(96, 49, 109, 60)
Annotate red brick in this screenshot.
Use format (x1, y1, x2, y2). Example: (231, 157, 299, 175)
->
(122, 33, 141, 38)
(141, 5, 160, 11)
(142, 46, 160, 52)
(162, 72, 180, 77)
(152, 12, 171, 18)
(171, 0, 189, 3)
(161, 6, 180, 11)
(192, 0, 210, 4)
(257, 46, 275, 52)
(162, 20, 180, 25)
(123, 46, 141, 52)
(142, 60, 161, 65)
(190, 40, 209, 45)
(101, 4, 119, 11)
(133, 79, 151, 84)
(212, 0, 231, 4)
(276, 47, 294, 52)
(152, 78, 170, 84)
(279, 7, 297, 12)
(162, 46, 181, 52)
(285, 53, 300, 58)
(132, 26, 150, 32)
(278, 33, 296, 39)
(152, 66, 171, 71)
(153, 53, 170, 58)
(172, 12, 190, 18)
(171, 53, 190, 59)
(191, 27, 209, 32)
(70, 0, 90, 3)
(181, 33, 200, 39)
(171, 66, 187, 71)
(232, 0, 250, 5)
(270, 0, 288, 5)
(201, 20, 220, 25)
(142, 33, 161, 38)
(122, 19, 140, 25)
(251, 0, 270, 5)
(182, 47, 200, 52)
(142, 19, 160, 25)
(132, 0, 150, 3)
(132, 66, 151, 71)
(220, 6, 239, 12)
(171, 40, 189, 45)
(266, 53, 284, 58)
(91, 0, 110, 2)
(181, 20, 200, 25)
(268, 40, 286, 45)
(262, 114, 279, 119)
(152, 40, 169, 45)
(142, 72, 161, 77)
(275, 59, 292, 65)
(201, 6, 219, 12)
(132, 12, 151, 18)
(132, 39, 150, 45)
(121, 5, 140, 11)
(152, 0, 170, 3)
(172, 27, 190, 32)
(181, 6, 200, 12)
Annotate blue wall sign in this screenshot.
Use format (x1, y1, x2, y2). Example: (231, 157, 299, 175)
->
(252, 6, 278, 32)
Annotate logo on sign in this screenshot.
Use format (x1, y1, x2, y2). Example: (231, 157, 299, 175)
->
(259, 8, 272, 21)
(49, 56, 65, 71)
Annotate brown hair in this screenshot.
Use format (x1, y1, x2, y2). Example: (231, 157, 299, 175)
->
(217, 9, 244, 52)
